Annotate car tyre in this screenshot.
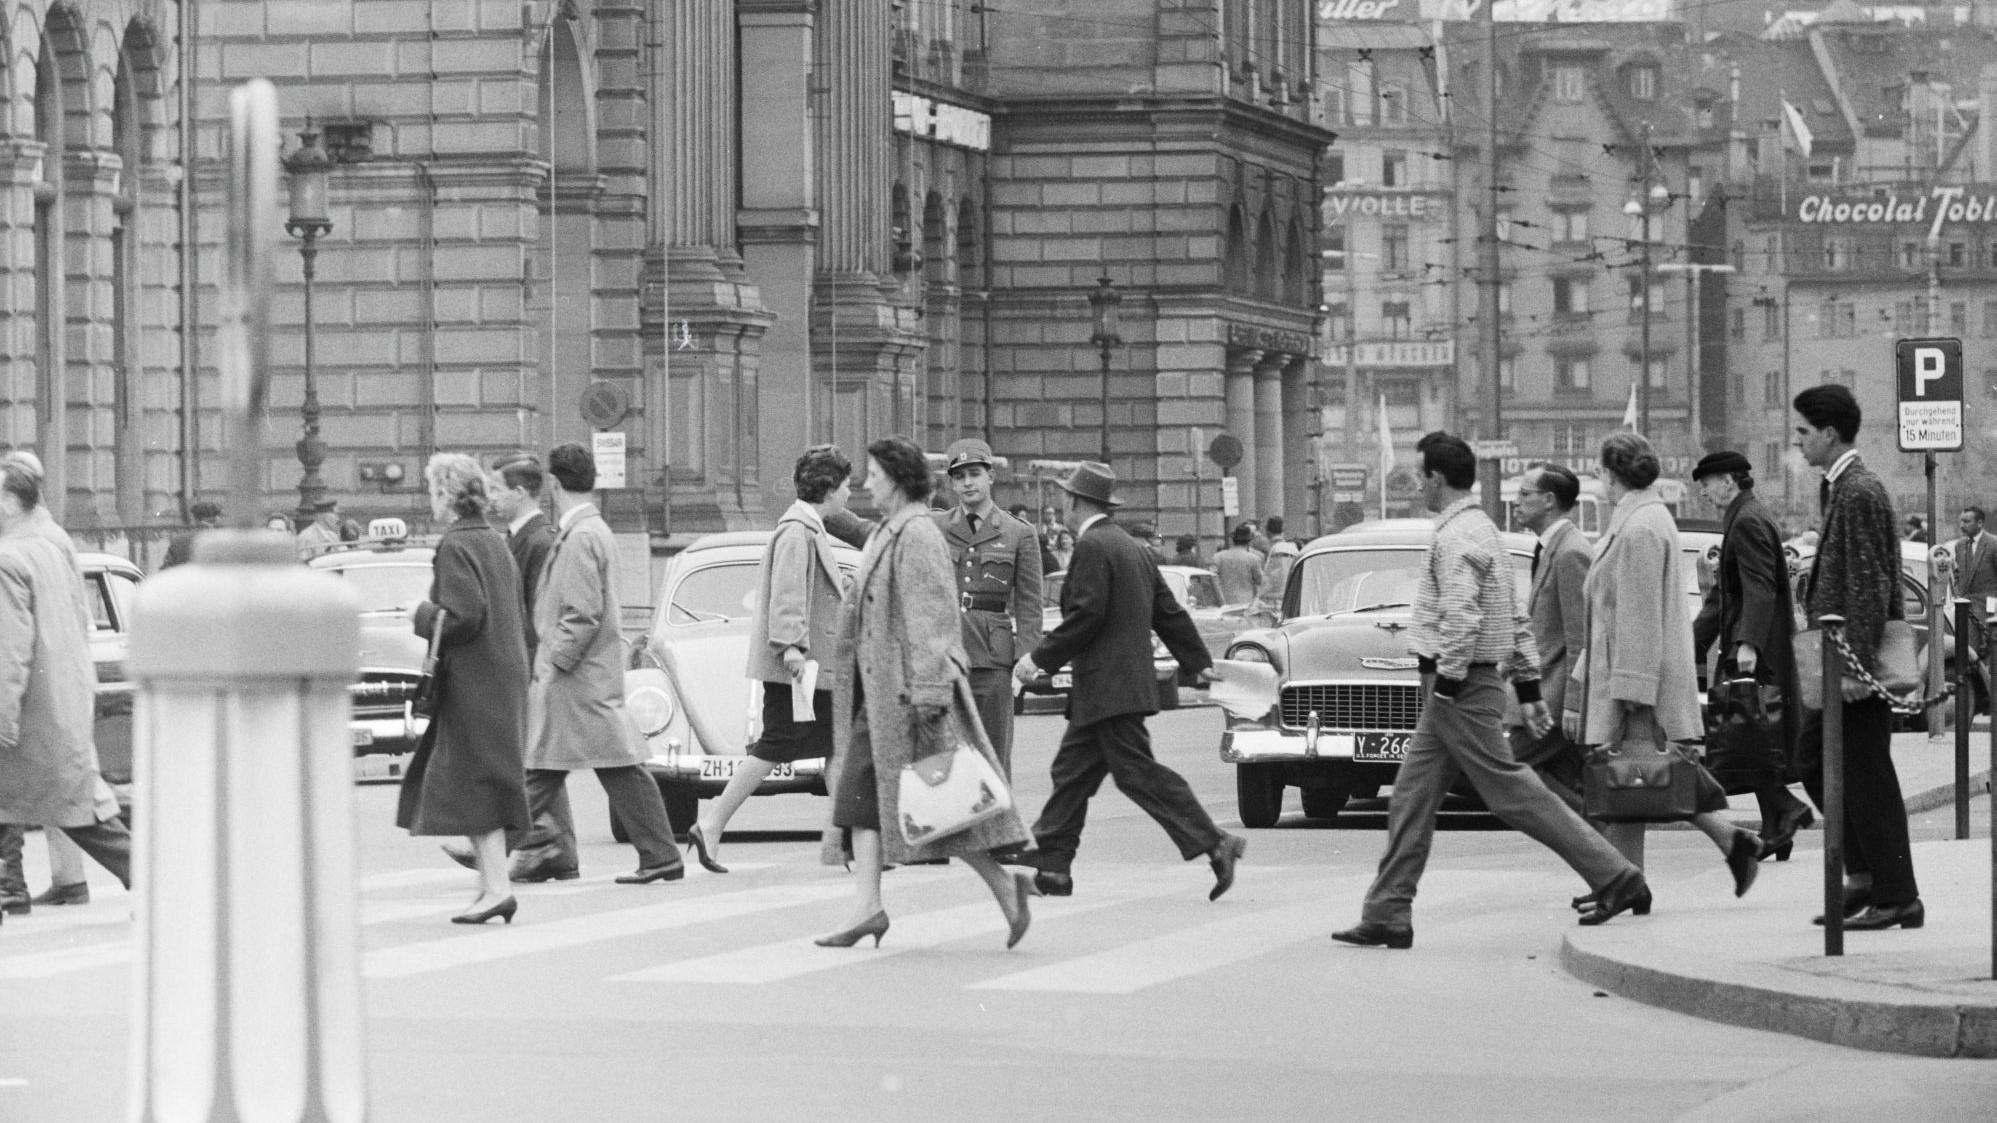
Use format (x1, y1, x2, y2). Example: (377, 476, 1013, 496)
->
(1300, 779, 1355, 820)
(1236, 763, 1283, 828)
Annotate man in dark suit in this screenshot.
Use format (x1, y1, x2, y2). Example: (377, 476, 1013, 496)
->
(1692, 451, 1813, 856)
(1508, 463, 1591, 810)
(1793, 384, 1921, 930)
(161, 501, 223, 570)
(1009, 462, 1245, 900)
(1951, 505, 1996, 715)
(938, 438, 1042, 775)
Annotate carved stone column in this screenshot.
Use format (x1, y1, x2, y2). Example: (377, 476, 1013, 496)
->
(1252, 352, 1285, 526)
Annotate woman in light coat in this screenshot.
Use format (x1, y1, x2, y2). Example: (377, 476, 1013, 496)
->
(817, 436, 1034, 950)
(1565, 433, 1760, 923)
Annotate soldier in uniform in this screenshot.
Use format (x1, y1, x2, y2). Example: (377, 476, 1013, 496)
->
(938, 438, 1043, 775)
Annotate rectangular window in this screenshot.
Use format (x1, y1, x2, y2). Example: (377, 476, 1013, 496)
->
(1762, 301, 1780, 339)
(1628, 277, 1659, 315)
(1983, 300, 1997, 337)
(1644, 358, 1667, 389)
(1552, 65, 1586, 102)
(1550, 210, 1589, 243)
(1764, 369, 1783, 408)
(1382, 149, 1407, 188)
(1838, 302, 1856, 337)
(1626, 66, 1656, 99)
(1382, 224, 1409, 272)
(1324, 225, 1346, 271)
(1818, 299, 1837, 339)
(1498, 355, 1516, 391)
(1823, 239, 1845, 270)
(1951, 301, 1968, 335)
(1381, 300, 1412, 338)
(1552, 277, 1589, 314)
(1378, 86, 1406, 125)
(1895, 300, 1915, 334)
(1900, 240, 1923, 269)
(1554, 423, 1589, 458)
(1555, 357, 1591, 392)
(1950, 241, 1967, 267)
(1730, 307, 1746, 341)
(1326, 150, 1345, 186)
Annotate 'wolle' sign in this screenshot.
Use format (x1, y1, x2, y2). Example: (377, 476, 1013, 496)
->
(1895, 337, 1964, 452)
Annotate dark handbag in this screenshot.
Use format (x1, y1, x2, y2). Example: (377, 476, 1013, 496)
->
(1703, 676, 1786, 794)
(1582, 717, 1703, 824)
(410, 609, 447, 720)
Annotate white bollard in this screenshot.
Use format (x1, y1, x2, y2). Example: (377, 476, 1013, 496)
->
(127, 531, 364, 1123)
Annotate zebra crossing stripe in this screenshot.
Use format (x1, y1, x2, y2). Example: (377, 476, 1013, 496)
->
(363, 883, 852, 979)
(967, 900, 1331, 994)
(0, 942, 134, 981)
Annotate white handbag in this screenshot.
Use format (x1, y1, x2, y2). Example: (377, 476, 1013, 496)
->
(898, 742, 1012, 848)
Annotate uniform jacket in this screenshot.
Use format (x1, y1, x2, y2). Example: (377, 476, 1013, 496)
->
(507, 511, 557, 657)
(1574, 487, 1703, 744)
(1033, 518, 1210, 728)
(1526, 519, 1592, 721)
(1213, 546, 1262, 606)
(1807, 456, 1904, 673)
(746, 500, 846, 685)
(1953, 530, 1997, 604)
(399, 517, 530, 835)
(528, 504, 648, 770)
(937, 504, 1043, 670)
(822, 505, 1027, 864)
(0, 525, 114, 828)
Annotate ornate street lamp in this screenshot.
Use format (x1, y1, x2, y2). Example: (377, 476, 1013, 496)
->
(284, 127, 335, 519)
(1622, 181, 1670, 437)
(1087, 275, 1122, 461)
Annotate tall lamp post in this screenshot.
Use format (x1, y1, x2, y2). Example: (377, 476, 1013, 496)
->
(284, 128, 334, 519)
(1623, 181, 1670, 437)
(1087, 275, 1122, 461)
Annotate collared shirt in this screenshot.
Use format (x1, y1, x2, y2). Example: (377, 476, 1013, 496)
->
(784, 498, 826, 536)
(1407, 497, 1540, 690)
(508, 509, 539, 535)
(1825, 448, 1860, 485)
(1536, 517, 1573, 549)
(1077, 513, 1109, 537)
(557, 502, 589, 533)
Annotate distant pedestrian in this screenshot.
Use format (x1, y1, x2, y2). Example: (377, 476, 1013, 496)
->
(295, 498, 342, 558)
(1950, 505, 1995, 715)
(1131, 522, 1169, 565)
(1331, 432, 1644, 949)
(1903, 515, 1928, 544)
(1247, 534, 1300, 626)
(161, 501, 223, 570)
(1171, 534, 1202, 567)
(265, 512, 293, 534)
(1793, 384, 1922, 930)
(1047, 525, 1075, 572)
(524, 442, 685, 886)
(1213, 523, 1262, 605)
(817, 436, 1033, 950)
(689, 444, 853, 874)
(1691, 450, 1814, 859)
(0, 456, 135, 924)
(1008, 462, 1243, 901)
(397, 453, 531, 925)
(1508, 462, 1591, 810)
(935, 438, 1043, 776)
(1566, 434, 1760, 915)
(1250, 517, 1276, 557)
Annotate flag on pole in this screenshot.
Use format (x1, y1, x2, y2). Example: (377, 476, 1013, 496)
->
(1622, 380, 1639, 431)
(1781, 96, 1814, 158)
(1377, 392, 1393, 519)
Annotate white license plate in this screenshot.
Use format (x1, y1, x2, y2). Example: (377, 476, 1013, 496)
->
(1354, 732, 1412, 761)
(1050, 673, 1072, 690)
(351, 728, 374, 747)
(699, 759, 794, 780)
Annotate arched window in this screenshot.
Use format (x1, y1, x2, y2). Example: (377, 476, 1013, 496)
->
(1286, 218, 1309, 305)
(1255, 212, 1277, 301)
(922, 190, 947, 284)
(33, 29, 66, 515)
(1225, 205, 1248, 291)
(956, 195, 979, 279)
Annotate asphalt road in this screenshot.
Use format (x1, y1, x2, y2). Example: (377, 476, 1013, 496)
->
(6, 705, 1996, 1122)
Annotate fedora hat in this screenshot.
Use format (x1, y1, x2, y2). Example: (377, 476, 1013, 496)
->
(1057, 461, 1123, 508)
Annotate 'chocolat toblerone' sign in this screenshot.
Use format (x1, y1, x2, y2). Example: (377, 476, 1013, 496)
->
(1796, 186, 1997, 241)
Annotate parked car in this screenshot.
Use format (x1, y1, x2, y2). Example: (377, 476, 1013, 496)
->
(1019, 568, 1183, 712)
(79, 553, 144, 807)
(307, 534, 440, 781)
(1216, 524, 1537, 826)
(623, 531, 863, 836)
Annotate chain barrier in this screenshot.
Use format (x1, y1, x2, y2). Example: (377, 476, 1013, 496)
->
(1826, 625, 1956, 716)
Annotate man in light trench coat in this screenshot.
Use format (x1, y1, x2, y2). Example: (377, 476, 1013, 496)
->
(520, 442, 685, 883)
(0, 457, 133, 922)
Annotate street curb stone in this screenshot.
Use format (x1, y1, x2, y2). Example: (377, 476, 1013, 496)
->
(1559, 933, 1997, 1059)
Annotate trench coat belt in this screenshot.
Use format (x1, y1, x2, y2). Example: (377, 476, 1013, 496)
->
(960, 593, 1008, 612)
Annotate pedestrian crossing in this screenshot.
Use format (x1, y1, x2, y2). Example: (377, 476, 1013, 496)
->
(0, 856, 1564, 994)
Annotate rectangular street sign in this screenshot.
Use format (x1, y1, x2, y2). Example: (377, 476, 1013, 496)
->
(1471, 439, 1517, 460)
(1221, 475, 1240, 517)
(1895, 337, 1964, 452)
(1328, 465, 1368, 502)
(592, 430, 628, 489)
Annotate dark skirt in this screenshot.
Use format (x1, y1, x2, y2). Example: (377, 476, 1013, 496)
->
(748, 682, 835, 763)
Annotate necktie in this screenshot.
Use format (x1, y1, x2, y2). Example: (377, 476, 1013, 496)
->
(1818, 478, 1831, 512)
(1531, 541, 1543, 579)
(967, 513, 980, 535)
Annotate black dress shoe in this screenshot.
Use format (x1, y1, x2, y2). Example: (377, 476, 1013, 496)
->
(510, 862, 581, 884)
(1578, 872, 1652, 927)
(1330, 922, 1414, 949)
(1811, 885, 1873, 925)
(1843, 899, 1924, 930)
(1033, 870, 1073, 897)
(1208, 834, 1248, 901)
(615, 863, 686, 884)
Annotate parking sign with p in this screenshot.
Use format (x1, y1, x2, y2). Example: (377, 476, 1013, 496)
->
(1895, 337, 1964, 452)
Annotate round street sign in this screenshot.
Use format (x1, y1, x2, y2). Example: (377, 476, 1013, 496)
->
(580, 380, 631, 430)
(1207, 433, 1244, 470)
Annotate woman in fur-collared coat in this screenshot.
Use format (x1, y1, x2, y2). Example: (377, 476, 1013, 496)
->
(815, 436, 1033, 951)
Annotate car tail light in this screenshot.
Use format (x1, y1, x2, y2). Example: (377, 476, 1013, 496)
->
(628, 684, 675, 736)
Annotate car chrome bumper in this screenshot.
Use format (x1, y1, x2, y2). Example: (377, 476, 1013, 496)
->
(1220, 726, 1409, 764)
(644, 755, 828, 793)
(350, 711, 424, 754)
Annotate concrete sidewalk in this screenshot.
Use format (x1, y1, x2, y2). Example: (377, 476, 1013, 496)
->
(1564, 729, 1997, 1058)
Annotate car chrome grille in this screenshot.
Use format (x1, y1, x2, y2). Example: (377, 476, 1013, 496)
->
(1279, 683, 1421, 731)
(350, 672, 421, 717)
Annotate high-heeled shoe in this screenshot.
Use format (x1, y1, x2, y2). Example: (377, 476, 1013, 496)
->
(451, 896, 518, 925)
(1005, 872, 1038, 949)
(815, 910, 889, 948)
(1760, 805, 1815, 862)
(1725, 831, 1760, 898)
(685, 823, 727, 874)
(1572, 890, 1649, 916)
(1578, 873, 1652, 926)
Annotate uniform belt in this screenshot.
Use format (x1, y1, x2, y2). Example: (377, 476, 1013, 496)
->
(959, 593, 1008, 613)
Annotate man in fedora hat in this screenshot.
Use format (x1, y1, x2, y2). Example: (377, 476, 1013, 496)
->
(938, 437, 1042, 775)
(1010, 462, 1246, 900)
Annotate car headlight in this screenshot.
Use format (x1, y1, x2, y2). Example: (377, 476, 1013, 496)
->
(1225, 644, 1270, 663)
(628, 684, 676, 736)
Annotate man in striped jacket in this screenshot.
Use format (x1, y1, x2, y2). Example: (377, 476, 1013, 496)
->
(1332, 432, 1646, 949)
